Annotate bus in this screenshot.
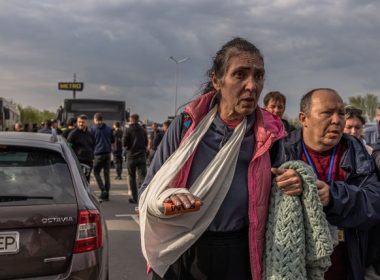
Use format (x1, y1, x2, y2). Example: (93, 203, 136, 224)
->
(0, 97, 21, 131)
(60, 99, 129, 126)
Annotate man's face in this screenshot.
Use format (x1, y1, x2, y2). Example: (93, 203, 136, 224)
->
(77, 118, 87, 130)
(300, 90, 345, 152)
(15, 123, 22, 131)
(265, 99, 285, 118)
(93, 118, 102, 125)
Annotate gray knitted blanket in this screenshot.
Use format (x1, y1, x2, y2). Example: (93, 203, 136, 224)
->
(263, 160, 333, 280)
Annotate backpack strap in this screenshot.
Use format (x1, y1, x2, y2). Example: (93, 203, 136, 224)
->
(179, 112, 192, 140)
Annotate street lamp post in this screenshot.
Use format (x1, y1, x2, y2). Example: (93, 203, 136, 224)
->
(169, 56, 189, 116)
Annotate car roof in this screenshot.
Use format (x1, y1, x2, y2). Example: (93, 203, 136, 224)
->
(0, 132, 64, 152)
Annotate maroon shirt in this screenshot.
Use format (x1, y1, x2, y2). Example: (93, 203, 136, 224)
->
(301, 141, 347, 280)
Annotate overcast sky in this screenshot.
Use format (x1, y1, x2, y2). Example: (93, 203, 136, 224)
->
(1, 0, 379, 122)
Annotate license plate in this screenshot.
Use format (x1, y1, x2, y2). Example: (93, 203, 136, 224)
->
(0, 232, 20, 254)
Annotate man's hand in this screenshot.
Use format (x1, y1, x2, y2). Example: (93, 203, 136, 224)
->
(272, 168, 303, 196)
(316, 180, 330, 206)
(164, 193, 202, 209)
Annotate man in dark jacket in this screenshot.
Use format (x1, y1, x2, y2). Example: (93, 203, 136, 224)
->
(67, 115, 95, 182)
(285, 88, 380, 280)
(91, 113, 114, 201)
(148, 122, 164, 164)
(123, 113, 148, 203)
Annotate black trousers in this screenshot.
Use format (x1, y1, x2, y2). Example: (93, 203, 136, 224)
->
(113, 151, 123, 177)
(151, 228, 251, 280)
(127, 155, 147, 201)
(93, 153, 111, 191)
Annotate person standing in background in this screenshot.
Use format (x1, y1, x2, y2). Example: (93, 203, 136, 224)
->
(148, 122, 164, 164)
(123, 113, 148, 204)
(14, 122, 23, 132)
(263, 91, 295, 134)
(62, 117, 76, 139)
(112, 121, 124, 180)
(91, 113, 114, 201)
(67, 114, 95, 182)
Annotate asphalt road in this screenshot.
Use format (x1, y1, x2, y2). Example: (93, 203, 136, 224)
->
(90, 168, 147, 280)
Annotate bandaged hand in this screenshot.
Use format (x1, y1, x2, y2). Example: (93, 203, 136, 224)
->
(164, 192, 202, 210)
(272, 168, 303, 196)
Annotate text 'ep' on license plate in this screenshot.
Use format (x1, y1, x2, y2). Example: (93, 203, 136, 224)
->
(0, 232, 20, 254)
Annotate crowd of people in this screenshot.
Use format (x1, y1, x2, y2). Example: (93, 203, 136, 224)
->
(12, 112, 170, 203)
(9, 37, 380, 280)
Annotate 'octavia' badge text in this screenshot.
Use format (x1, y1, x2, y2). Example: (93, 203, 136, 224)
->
(41, 217, 74, 224)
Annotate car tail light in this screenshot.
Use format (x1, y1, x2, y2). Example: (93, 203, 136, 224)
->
(73, 210, 103, 253)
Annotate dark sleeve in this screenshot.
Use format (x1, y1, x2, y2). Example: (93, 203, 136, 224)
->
(122, 128, 129, 148)
(372, 135, 380, 177)
(144, 130, 148, 148)
(66, 129, 76, 144)
(110, 128, 115, 144)
(324, 154, 380, 230)
(91, 133, 96, 150)
(270, 139, 286, 168)
(139, 115, 182, 197)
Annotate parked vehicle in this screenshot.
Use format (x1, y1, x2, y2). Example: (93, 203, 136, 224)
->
(60, 98, 129, 127)
(364, 123, 378, 148)
(0, 97, 21, 131)
(0, 132, 108, 279)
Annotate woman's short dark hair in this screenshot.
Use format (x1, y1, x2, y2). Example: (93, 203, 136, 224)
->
(345, 106, 366, 125)
(201, 37, 264, 94)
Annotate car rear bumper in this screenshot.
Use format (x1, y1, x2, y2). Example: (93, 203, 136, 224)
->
(17, 249, 108, 280)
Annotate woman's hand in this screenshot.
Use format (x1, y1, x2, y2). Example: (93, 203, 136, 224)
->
(272, 168, 303, 196)
(164, 193, 202, 209)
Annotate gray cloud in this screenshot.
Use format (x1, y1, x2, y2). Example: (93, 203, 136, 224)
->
(0, 0, 379, 121)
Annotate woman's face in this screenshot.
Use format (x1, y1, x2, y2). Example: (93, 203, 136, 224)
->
(344, 116, 363, 139)
(212, 52, 265, 120)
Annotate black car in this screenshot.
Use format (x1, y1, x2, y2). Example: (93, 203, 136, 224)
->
(0, 132, 108, 279)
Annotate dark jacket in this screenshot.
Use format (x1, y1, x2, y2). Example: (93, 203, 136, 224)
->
(90, 123, 114, 155)
(112, 128, 123, 153)
(62, 127, 74, 139)
(67, 127, 95, 163)
(285, 129, 380, 280)
(372, 131, 380, 174)
(368, 133, 380, 273)
(281, 118, 295, 134)
(123, 123, 148, 159)
(150, 130, 164, 151)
